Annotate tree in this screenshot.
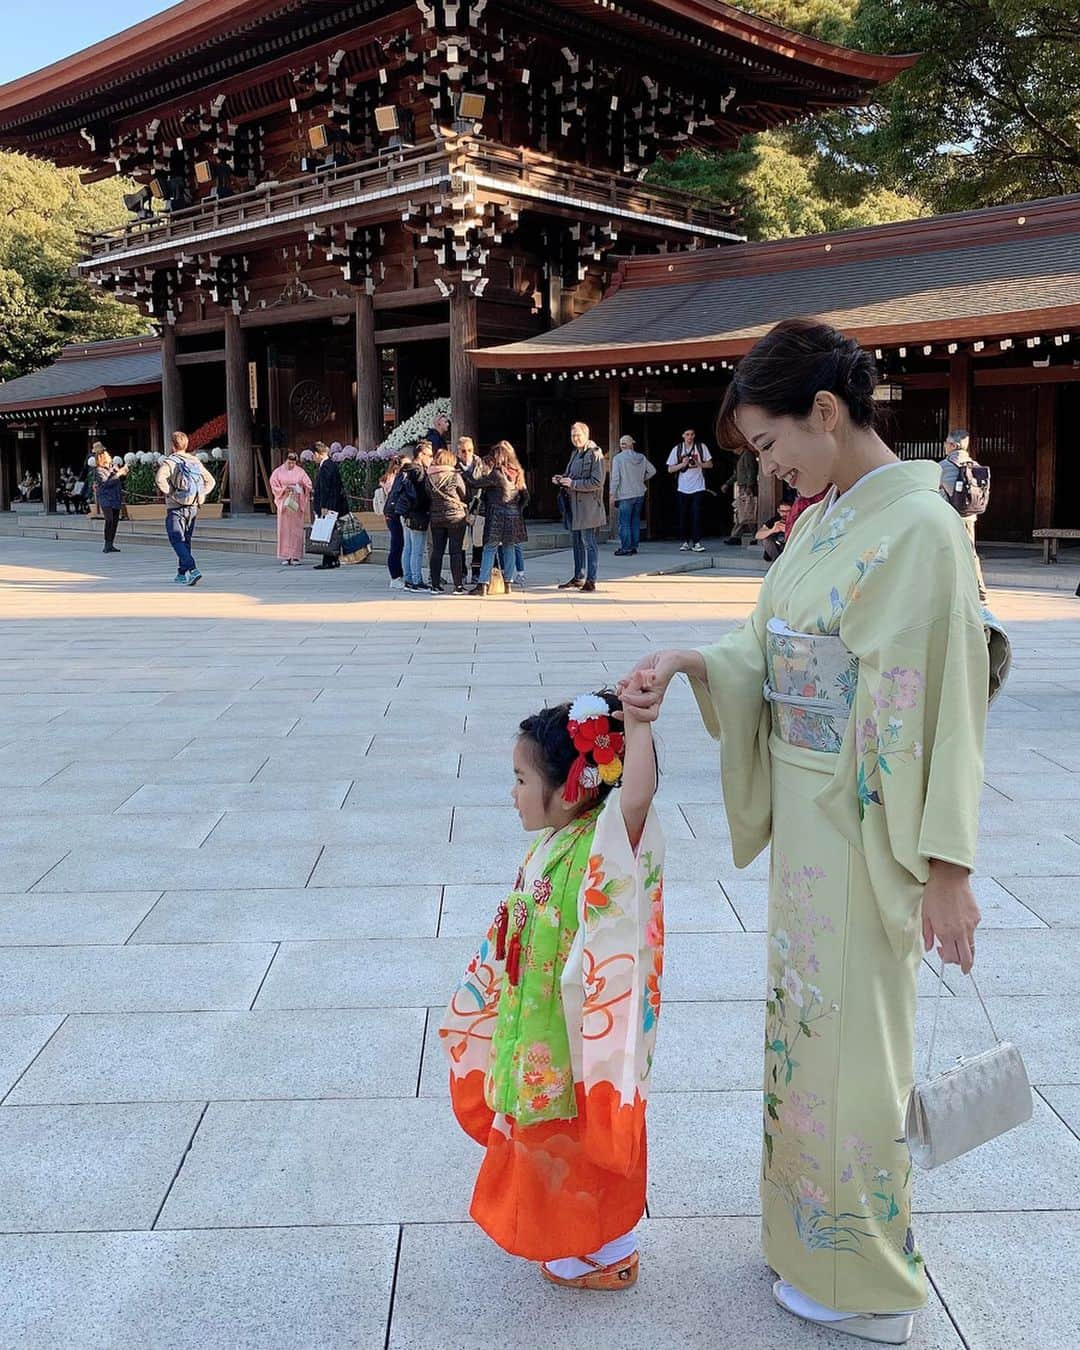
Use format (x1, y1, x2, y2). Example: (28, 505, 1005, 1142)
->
(646, 0, 926, 240)
(823, 0, 1080, 211)
(648, 138, 923, 243)
(0, 152, 150, 383)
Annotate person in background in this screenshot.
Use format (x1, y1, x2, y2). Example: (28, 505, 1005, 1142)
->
(310, 440, 349, 571)
(666, 428, 712, 552)
(426, 412, 452, 452)
(58, 467, 77, 514)
(269, 449, 312, 566)
(427, 448, 469, 593)
(457, 436, 484, 584)
(469, 440, 529, 596)
(722, 443, 759, 545)
(939, 429, 988, 603)
(93, 444, 127, 554)
(374, 455, 406, 590)
(391, 440, 434, 591)
(754, 498, 792, 566)
(555, 421, 606, 592)
(786, 486, 829, 534)
(610, 434, 656, 556)
(155, 430, 215, 585)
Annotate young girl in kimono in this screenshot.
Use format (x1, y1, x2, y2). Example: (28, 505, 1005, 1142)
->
(621, 319, 1010, 1345)
(440, 690, 663, 1290)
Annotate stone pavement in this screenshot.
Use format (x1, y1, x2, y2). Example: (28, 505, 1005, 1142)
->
(0, 531, 1076, 1350)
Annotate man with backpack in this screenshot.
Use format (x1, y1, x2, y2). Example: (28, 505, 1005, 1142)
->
(939, 428, 990, 601)
(155, 431, 216, 586)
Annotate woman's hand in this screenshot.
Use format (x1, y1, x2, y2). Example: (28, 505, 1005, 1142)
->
(922, 859, 981, 974)
(617, 649, 701, 721)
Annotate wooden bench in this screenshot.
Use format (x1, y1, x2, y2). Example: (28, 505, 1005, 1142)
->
(1032, 528, 1080, 563)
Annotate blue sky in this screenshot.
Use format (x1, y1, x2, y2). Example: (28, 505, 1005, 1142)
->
(1, 1, 173, 86)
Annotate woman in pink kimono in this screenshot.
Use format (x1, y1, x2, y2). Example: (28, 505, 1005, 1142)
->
(270, 450, 311, 565)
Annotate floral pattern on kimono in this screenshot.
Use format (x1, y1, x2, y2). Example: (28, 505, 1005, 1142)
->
(439, 790, 665, 1259)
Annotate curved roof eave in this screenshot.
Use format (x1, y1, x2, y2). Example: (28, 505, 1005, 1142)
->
(631, 0, 919, 84)
(0, 0, 917, 126)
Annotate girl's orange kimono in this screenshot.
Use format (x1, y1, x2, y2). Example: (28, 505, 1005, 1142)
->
(439, 791, 665, 1260)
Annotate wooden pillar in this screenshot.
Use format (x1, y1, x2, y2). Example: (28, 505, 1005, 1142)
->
(758, 467, 778, 524)
(1034, 383, 1057, 529)
(449, 287, 479, 442)
(606, 378, 621, 540)
(148, 405, 163, 455)
(0, 438, 10, 512)
(160, 322, 185, 447)
(39, 425, 56, 513)
(947, 350, 972, 434)
(224, 309, 254, 515)
(354, 291, 382, 451)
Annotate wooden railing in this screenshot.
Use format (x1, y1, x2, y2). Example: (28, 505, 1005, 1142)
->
(78, 142, 453, 264)
(78, 136, 738, 265)
(463, 139, 737, 235)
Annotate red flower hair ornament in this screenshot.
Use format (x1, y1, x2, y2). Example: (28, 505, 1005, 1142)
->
(563, 693, 625, 803)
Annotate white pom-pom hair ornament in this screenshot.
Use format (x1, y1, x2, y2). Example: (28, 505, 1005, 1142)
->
(568, 693, 609, 725)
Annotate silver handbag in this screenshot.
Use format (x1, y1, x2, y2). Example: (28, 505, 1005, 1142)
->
(905, 959, 1032, 1170)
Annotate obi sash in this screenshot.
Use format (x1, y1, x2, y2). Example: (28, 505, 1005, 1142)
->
(764, 618, 858, 754)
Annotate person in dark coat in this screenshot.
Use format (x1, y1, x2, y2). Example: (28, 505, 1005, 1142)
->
(311, 441, 349, 570)
(93, 445, 127, 553)
(467, 440, 529, 596)
(426, 449, 469, 593)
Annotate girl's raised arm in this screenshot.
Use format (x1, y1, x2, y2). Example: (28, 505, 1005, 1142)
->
(619, 708, 657, 850)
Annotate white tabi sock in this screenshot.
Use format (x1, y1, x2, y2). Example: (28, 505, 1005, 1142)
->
(544, 1230, 637, 1280)
(776, 1282, 851, 1322)
(776, 1281, 922, 1323)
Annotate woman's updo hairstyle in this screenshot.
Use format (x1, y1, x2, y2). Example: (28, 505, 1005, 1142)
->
(716, 318, 879, 449)
(518, 690, 623, 805)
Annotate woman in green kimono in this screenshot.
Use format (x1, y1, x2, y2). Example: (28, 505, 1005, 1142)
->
(620, 319, 1009, 1346)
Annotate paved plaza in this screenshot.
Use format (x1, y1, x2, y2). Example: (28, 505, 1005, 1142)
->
(0, 532, 1076, 1350)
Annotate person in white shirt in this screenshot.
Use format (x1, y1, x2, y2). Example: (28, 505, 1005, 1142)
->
(666, 428, 712, 551)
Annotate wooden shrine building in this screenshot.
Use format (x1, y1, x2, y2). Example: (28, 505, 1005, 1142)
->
(0, 0, 913, 513)
(477, 193, 1080, 540)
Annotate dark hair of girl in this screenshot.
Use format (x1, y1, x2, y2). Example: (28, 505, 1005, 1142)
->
(518, 690, 623, 807)
(716, 317, 879, 449)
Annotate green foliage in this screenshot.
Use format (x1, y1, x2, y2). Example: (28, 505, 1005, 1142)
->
(648, 137, 924, 242)
(0, 152, 151, 382)
(738, 0, 859, 43)
(120, 459, 222, 505)
(649, 0, 1080, 237)
(826, 0, 1080, 210)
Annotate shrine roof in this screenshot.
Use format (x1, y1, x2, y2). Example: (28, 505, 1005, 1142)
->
(472, 194, 1080, 370)
(0, 0, 915, 161)
(0, 337, 161, 412)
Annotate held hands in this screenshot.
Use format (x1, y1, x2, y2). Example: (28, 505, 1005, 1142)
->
(617, 650, 687, 722)
(922, 860, 981, 974)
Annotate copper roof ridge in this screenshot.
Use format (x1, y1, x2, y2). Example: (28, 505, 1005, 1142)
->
(53, 335, 162, 362)
(616, 192, 1080, 288)
(620, 0, 919, 81)
(0, 0, 291, 115)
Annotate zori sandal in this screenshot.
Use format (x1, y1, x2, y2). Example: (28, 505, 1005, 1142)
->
(540, 1252, 639, 1291)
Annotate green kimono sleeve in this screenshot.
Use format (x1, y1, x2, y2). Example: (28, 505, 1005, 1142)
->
(688, 574, 774, 867)
(818, 520, 994, 957)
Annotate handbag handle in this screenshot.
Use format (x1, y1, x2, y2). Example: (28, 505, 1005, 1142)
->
(924, 955, 1002, 1078)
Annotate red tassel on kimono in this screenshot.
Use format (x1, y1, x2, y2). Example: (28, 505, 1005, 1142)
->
(506, 898, 529, 986)
(505, 932, 522, 986)
(493, 901, 509, 961)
